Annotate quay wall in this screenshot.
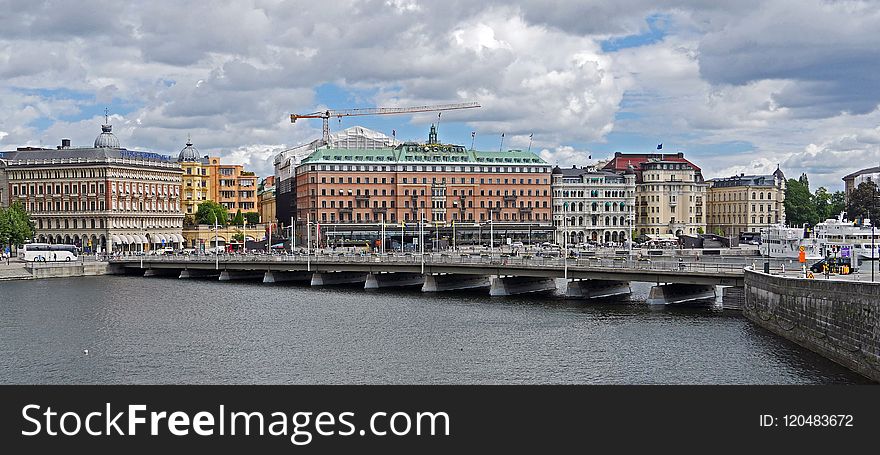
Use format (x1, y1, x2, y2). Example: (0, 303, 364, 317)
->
(743, 269, 880, 382)
(25, 262, 116, 279)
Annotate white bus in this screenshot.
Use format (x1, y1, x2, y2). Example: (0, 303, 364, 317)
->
(18, 243, 79, 262)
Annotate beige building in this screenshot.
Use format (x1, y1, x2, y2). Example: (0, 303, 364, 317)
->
(177, 139, 259, 217)
(707, 168, 786, 239)
(603, 152, 708, 237)
(258, 175, 276, 225)
(551, 164, 636, 245)
(1, 122, 184, 252)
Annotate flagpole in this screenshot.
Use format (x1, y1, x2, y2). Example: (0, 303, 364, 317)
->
(527, 133, 533, 153)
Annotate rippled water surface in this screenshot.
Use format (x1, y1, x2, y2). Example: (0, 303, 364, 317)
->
(0, 276, 869, 384)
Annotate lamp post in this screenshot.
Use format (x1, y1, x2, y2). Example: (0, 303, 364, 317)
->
(307, 212, 311, 271)
(489, 214, 494, 256)
(563, 215, 568, 279)
(214, 217, 219, 270)
(291, 216, 296, 251)
(419, 211, 425, 274)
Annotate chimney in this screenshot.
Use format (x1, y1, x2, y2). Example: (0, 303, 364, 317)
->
(61, 138, 71, 149)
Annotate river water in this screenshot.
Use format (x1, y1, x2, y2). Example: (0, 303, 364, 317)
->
(0, 275, 868, 384)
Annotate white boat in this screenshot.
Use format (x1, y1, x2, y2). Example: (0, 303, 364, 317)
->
(813, 213, 880, 260)
(759, 225, 822, 260)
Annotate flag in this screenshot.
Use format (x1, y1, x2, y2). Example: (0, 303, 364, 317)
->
(529, 133, 533, 139)
(501, 133, 505, 137)
(392, 129, 396, 137)
(657, 143, 663, 150)
(588, 154, 592, 159)
(471, 131, 475, 138)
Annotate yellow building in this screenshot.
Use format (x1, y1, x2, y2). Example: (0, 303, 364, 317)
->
(258, 175, 276, 226)
(177, 139, 259, 217)
(707, 168, 786, 239)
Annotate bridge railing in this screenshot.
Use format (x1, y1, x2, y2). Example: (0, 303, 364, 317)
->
(111, 252, 757, 274)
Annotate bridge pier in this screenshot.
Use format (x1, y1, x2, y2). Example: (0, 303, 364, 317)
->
(489, 276, 557, 296)
(310, 272, 368, 286)
(179, 269, 220, 279)
(143, 268, 178, 278)
(646, 283, 716, 305)
(563, 279, 632, 299)
(218, 270, 264, 281)
(364, 272, 424, 289)
(263, 270, 313, 283)
(422, 274, 489, 292)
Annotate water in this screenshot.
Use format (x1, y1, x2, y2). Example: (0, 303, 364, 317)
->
(0, 276, 869, 384)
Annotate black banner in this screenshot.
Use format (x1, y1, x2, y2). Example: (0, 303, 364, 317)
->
(1, 386, 877, 451)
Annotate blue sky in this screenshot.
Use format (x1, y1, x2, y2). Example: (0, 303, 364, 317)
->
(2, 1, 879, 190)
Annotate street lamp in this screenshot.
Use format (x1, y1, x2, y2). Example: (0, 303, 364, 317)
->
(419, 211, 425, 273)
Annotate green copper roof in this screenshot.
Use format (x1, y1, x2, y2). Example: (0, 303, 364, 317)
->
(300, 143, 547, 165)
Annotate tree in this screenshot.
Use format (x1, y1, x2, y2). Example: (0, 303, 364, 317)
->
(829, 191, 846, 219)
(846, 181, 879, 221)
(0, 202, 35, 248)
(798, 172, 810, 190)
(784, 178, 818, 227)
(183, 214, 196, 227)
(696, 227, 704, 234)
(231, 209, 245, 226)
(713, 227, 724, 236)
(814, 187, 832, 220)
(195, 201, 228, 226)
(244, 212, 261, 225)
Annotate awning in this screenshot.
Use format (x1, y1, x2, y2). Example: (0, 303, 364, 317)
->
(111, 234, 122, 245)
(155, 234, 167, 243)
(138, 234, 148, 244)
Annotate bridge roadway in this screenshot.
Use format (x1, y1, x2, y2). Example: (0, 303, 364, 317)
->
(113, 253, 746, 287)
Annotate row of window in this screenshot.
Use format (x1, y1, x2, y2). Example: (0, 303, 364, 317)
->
(709, 191, 777, 201)
(553, 189, 632, 198)
(553, 215, 631, 227)
(709, 203, 777, 214)
(306, 164, 549, 173)
(318, 211, 550, 223)
(318, 199, 549, 209)
(12, 182, 105, 196)
(556, 201, 629, 212)
(34, 217, 179, 230)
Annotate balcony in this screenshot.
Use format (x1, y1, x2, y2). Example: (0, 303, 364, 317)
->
(503, 194, 518, 202)
(355, 194, 371, 201)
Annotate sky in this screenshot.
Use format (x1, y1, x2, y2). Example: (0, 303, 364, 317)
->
(2, 0, 879, 190)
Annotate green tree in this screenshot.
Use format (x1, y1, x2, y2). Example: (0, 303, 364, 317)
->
(231, 209, 245, 226)
(696, 227, 704, 234)
(244, 212, 261, 225)
(183, 214, 196, 227)
(846, 181, 879, 221)
(195, 201, 228, 226)
(798, 172, 810, 190)
(829, 191, 846, 219)
(784, 178, 818, 227)
(813, 187, 832, 220)
(0, 202, 35, 247)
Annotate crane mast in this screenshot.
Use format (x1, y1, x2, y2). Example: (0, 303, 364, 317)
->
(291, 102, 480, 144)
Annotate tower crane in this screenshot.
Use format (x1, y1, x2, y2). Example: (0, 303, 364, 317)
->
(290, 102, 480, 144)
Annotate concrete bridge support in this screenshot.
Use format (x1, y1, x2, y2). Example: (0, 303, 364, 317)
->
(310, 272, 369, 286)
(421, 274, 490, 292)
(364, 272, 425, 289)
(143, 268, 179, 278)
(646, 283, 716, 305)
(490, 276, 557, 296)
(178, 269, 220, 279)
(263, 270, 313, 283)
(218, 270, 265, 281)
(563, 279, 632, 299)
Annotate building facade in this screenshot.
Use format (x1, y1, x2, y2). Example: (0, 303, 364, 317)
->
(1, 123, 184, 252)
(551, 165, 636, 245)
(843, 166, 880, 203)
(258, 176, 276, 225)
(603, 152, 708, 237)
(293, 126, 552, 245)
(177, 139, 259, 217)
(707, 169, 786, 238)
